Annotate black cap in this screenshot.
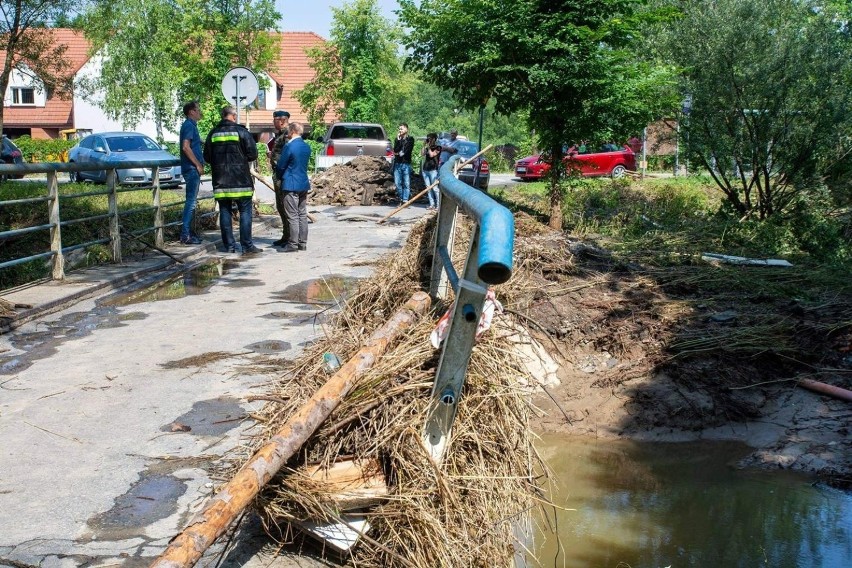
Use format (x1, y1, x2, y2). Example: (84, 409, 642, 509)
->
(273, 110, 290, 118)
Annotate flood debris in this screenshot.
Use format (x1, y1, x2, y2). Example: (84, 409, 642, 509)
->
(701, 252, 794, 266)
(311, 156, 425, 206)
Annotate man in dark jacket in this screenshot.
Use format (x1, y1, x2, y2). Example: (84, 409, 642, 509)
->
(266, 109, 290, 246)
(203, 106, 261, 254)
(275, 121, 311, 252)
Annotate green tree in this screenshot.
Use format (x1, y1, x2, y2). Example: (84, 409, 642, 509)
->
(295, 0, 401, 130)
(650, 0, 852, 219)
(399, 0, 675, 228)
(77, 0, 279, 140)
(0, 0, 77, 134)
(78, 0, 182, 140)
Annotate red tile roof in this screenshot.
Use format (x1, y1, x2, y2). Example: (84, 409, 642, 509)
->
(244, 32, 341, 131)
(2, 29, 91, 129)
(3, 29, 341, 133)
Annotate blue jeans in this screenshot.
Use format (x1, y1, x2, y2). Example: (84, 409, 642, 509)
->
(394, 162, 411, 202)
(422, 169, 439, 207)
(180, 167, 200, 240)
(217, 196, 253, 250)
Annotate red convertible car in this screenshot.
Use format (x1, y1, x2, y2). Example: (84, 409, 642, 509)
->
(514, 145, 636, 180)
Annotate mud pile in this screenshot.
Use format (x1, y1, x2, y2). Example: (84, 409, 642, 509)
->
(311, 156, 427, 205)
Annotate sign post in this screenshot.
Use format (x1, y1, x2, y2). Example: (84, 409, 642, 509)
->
(221, 67, 259, 125)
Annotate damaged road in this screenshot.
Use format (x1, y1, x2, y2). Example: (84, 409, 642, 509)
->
(0, 204, 426, 568)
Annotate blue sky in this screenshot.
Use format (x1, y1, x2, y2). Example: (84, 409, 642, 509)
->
(275, 0, 401, 38)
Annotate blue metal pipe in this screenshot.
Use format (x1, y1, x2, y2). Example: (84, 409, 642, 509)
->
(439, 156, 514, 284)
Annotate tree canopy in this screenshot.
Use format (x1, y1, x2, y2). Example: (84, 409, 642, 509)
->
(295, 0, 401, 130)
(78, 0, 279, 139)
(649, 0, 852, 219)
(398, 0, 676, 228)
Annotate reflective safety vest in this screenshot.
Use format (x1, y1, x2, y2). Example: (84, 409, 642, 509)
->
(203, 119, 258, 199)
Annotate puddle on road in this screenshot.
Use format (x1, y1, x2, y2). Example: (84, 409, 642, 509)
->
(273, 275, 361, 305)
(0, 307, 131, 375)
(103, 260, 234, 306)
(535, 435, 852, 568)
(84, 456, 210, 542)
(162, 396, 246, 436)
(245, 340, 291, 354)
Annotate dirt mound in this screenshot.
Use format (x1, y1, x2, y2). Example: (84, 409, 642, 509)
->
(311, 156, 427, 205)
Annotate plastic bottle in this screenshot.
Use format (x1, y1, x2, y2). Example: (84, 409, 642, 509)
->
(322, 352, 341, 374)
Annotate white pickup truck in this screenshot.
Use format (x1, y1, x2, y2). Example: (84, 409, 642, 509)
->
(315, 122, 393, 170)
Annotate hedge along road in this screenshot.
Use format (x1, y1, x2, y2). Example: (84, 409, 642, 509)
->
(0, 198, 428, 567)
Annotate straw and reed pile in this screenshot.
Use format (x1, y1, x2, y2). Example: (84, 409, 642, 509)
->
(236, 214, 550, 567)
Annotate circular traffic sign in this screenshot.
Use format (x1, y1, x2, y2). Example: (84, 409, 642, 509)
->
(221, 67, 260, 108)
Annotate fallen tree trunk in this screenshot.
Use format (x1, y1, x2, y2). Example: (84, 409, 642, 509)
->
(150, 291, 432, 568)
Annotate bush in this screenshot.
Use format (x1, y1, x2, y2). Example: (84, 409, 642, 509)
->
(13, 136, 77, 163)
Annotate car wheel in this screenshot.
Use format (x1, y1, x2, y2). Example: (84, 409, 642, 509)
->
(69, 164, 81, 183)
(611, 164, 627, 178)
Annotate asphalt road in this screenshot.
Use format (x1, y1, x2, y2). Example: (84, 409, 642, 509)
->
(0, 199, 428, 567)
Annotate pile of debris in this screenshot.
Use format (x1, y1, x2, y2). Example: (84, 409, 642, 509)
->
(310, 155, 427, 206)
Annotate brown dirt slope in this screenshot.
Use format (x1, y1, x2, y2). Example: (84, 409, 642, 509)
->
(503, 212, 852, 486)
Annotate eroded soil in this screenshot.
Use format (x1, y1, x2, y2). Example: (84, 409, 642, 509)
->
(505, 214, 852, 485)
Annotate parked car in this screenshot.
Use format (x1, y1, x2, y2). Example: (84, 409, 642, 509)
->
(515, 145, 636, 180)
(318, 122, 393, 159)
(67, 132, 182, 187)
(441, 138, 490, 191)
(1, 136, 25, 180)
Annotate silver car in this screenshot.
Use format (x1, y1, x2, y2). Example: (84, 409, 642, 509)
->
(68, 132, 182, 187)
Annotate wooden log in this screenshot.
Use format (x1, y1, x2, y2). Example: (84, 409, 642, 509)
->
(301, 458, 388, 511)
(150, 291, 431, 568)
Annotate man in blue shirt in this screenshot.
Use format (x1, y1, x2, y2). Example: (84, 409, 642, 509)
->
(179, 100, 205, 245)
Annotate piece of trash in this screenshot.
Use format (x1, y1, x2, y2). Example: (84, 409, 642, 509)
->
(710, 310, 738, 323)
(701, 253, 793, 267)
(169, 422, 191, 432)
(430, 289, 504, 349)
(322, 352, 342, 374)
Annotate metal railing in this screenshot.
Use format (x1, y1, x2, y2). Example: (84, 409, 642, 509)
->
(0, 159, 208, 282)
(423, 155, 515, 462)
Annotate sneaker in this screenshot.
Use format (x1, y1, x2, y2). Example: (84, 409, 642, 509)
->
(281, 244, 299, 253)
(272, 237, 288, 246)
(226, 247, 237, 254)
(180, 236, 202, 245)
(298, 244, 307, 251)
(243, 246, 263, 255)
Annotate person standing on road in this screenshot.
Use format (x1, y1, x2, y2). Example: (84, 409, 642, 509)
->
(393, 123, 414, 203)
(438, 128, 461, 167)
(421, 132, 441, 210)
(203, 106, 262, 255)
(179, 101, 205, 245)
(267, 110, 290, 246)
(275, 122, 311, 252)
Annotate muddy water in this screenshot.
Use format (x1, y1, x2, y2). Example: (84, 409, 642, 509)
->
(535, 435, 851, 567)
(104, 260, 235, 306)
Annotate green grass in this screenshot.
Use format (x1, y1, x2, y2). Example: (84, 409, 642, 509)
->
(1, 179, 189, 290)
(493, 175, 852, 303)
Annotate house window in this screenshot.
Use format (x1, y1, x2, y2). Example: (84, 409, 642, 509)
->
(12, 88, 35, 105)
(251, 89, 267, 110)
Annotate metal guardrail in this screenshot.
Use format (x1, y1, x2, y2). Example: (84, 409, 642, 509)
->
(423, 155, 515, 462)
(0, 159, 209, 282)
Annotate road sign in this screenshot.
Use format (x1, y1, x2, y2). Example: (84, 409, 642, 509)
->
(221, 67, 259, 124)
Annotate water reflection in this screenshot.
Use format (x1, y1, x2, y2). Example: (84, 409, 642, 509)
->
(535, 435, 851, 568)
(104, 260, 229, 306)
